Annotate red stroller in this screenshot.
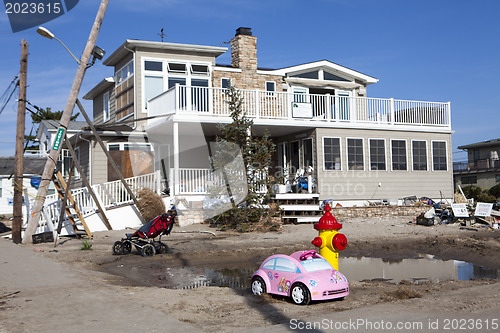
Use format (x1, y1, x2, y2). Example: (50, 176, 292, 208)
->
(112, 207, 176, 257)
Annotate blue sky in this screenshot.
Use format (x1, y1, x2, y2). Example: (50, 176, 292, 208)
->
(0, 0, 499, 162)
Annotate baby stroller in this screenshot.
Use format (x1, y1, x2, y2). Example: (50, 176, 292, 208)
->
(112, 206, 176, 257)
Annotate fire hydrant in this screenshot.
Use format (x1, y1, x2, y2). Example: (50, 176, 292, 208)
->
(311, 203, 347, 270)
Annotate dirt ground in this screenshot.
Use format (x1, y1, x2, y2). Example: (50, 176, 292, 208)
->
(1, 216, 500, 332)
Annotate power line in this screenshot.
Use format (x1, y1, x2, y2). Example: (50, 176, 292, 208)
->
(0, 78, 19, 115)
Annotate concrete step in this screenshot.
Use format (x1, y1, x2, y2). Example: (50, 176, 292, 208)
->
(280, 204, 320, 211)
(282, 216, 321, 223)
(274, 193, 319, 200)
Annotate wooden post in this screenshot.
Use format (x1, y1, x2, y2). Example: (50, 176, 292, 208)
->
(64, 135, 112, 230)
(75, 99, 145, 223)
(23, 0, 109, 244)
(13, 39, 28, 244)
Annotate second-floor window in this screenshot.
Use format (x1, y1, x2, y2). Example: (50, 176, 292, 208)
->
(221, 78, 231, 89)
(266, 81, 276, 96)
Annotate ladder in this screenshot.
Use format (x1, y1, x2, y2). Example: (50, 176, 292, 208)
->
(52, 171, 92, 239)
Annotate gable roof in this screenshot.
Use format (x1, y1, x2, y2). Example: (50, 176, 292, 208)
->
(259, 60, 378, 85)
(83, 77, 114, 100)
(36, 120, 87, 141)
(0, 157, 46, 176)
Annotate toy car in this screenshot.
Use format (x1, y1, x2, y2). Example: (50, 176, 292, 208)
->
(251, 250, 349, 305)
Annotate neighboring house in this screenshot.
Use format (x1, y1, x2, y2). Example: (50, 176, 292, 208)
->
(0, 157, 49, 215)
(79, 27, 453, 205)
(35, 119, 87, 179)
(453, 138, 500, 189)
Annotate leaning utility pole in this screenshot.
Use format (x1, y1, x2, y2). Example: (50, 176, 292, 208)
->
(23, 0, 109, 244)
(13, 39, 28, 244)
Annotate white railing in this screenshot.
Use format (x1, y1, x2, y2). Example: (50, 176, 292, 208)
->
(38, 171, 162, 231)
(148, 85, 451, 129)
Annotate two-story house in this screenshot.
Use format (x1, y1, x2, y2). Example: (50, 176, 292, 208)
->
(79, 27, 453, 207)
(454, 138, 500, 189)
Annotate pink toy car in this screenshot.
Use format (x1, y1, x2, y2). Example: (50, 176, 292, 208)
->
(251, 250, 349, 305)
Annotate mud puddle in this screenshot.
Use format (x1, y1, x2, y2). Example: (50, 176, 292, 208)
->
(100, 252, 499, 289)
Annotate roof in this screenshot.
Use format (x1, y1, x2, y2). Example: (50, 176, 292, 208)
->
(36, 120, 88, 140)
(263, 60, 378, 85)
(83, 77, 114, 100)
(0, 157, 46, 176)
(103, 39, 228, 67)
(458, 138, 500, 150)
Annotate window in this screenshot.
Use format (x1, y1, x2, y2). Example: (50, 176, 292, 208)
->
(369, 139, 386, 171)
(116, 60, 134, 85)
(324, 71, 348, 82)
(265, 81, 276, 96)
(144, 61, 162, 71)
(323, 138, 341, 170)
(144, 76, 163, 108)
(412, 141, 427, 171)
(221, 78, 231, 89)
(496, 174, 500, 183)
(167, 62, 187, 74)
(291, 71, 319, 79)
(432, 141, 447, 171)
(274, 258, 296, 273)
(347, 138, 364, 170)
(58, 149, 80, 179)
(391, 140, 407, 171)
(262, 258, 275, 270)
(461, 176, 477, 185)
(103, 91, 110, 122)
(168, 77, 186, 90)
(107, 143, 152, 151)
(190, 64, 209, 75)
(303, 138, 313, 168)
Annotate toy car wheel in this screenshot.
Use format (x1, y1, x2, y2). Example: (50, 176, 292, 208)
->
(141, 244, 155, 257)
(291, 283, 310, 305)
(112, 241, 123, 255)
(122, 242, 131, 254)
(251, 276, 266, 296)
(155, 243, 168, 254)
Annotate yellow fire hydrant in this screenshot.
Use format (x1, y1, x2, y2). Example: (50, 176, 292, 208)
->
(311, 203, 347, 270)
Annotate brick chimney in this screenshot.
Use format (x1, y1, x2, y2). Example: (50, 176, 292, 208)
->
(230, 27, 257, 73)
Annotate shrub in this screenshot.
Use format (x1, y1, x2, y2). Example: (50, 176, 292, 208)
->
(488, 184, 500, 199)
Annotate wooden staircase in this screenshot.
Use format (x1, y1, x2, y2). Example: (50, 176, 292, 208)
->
(273, 193, 323, 224)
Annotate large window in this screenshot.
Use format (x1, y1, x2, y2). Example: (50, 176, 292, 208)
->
(412, 140, 427, 171)
(303, 138, 313, 168)
(369, 139, 386, 171)
(323, 138, 341, 170)
(432, 141, 447, 171)
(461, 176, 477, 185)
(347, 138, 364, 170)
(391, 140, 407, 171)
(143, 59, 211, 111)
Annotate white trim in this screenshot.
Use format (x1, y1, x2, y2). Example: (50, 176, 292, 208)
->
(214, 66, 242, 73)
(106, 142, 152, 151)
(368, 138, 387, 171)
(431, 140, 449, 172)
(411, 140, 428, 172)
(346, 137, 365, 171)
(322, 136, 342, 171)
(103, 91, 110, 122)
(390, 139, 408, 171)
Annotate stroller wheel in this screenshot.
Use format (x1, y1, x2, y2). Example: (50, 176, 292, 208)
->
(112, 241, 123, 255)
(122, 241, 132, 254)
(141, 244, 155, 257)
(155, 243, 168, 254)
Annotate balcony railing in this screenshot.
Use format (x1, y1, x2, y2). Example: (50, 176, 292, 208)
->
(453, 159, 500, 172)
(148, 85, 451, 129)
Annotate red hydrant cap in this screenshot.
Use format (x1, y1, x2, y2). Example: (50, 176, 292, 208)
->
(311, 236, 322, 248)
(332, 233, 347, 251)
(314, 203, 342, 230)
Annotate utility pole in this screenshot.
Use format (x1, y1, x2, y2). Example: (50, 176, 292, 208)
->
(23, 0, 109, 244)
(13, 39, 28, 244)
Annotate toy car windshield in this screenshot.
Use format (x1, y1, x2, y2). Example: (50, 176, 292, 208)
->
(300, 258, 333, 272)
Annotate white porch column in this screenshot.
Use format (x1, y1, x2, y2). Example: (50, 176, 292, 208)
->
(173, 122, 180, 196)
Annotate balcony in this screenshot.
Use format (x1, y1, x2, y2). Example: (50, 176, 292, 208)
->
(147, 85, 451, 131)
(453, 159, 500, 172)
